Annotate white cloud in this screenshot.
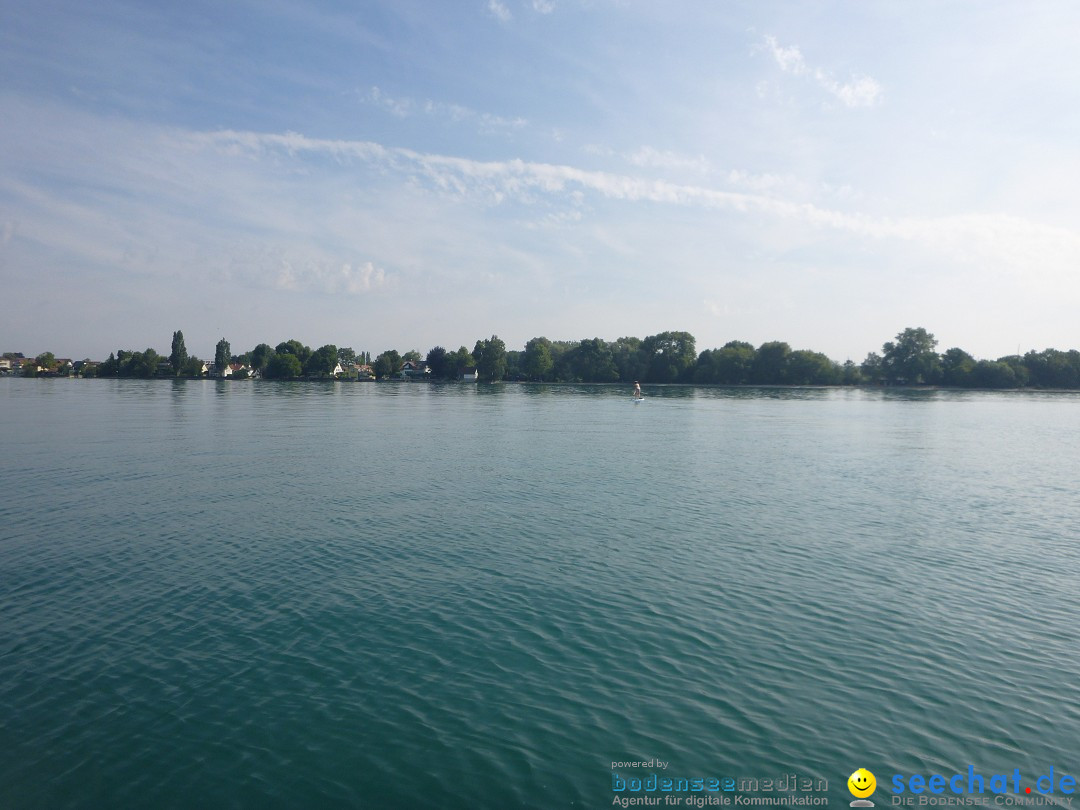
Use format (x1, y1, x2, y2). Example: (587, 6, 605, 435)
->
(488, 0, 511, 22)
(817, 73, 883, 108)
(364, 86, 526, 133)
(194, 129, 1080, 284)
(626, 146, 712, 174)
(367, 86, 414, 118)
(532, 0, 556, 12)
(273, 258, 387, 295)
(765, 36, 808, 75)
(763, 35, 883, 108)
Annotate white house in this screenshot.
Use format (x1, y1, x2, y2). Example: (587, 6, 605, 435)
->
(401, 360, 430, 379)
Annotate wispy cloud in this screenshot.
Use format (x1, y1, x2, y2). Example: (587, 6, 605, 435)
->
(194, 129, 1080, 281)
(363, 86, 527, 133)
(626, 146, 712, 175)
(763, 35, 883, 108)
(488, 0, 511, 22)
(531, 0, 556, 13)
(272, 258, 387, 295)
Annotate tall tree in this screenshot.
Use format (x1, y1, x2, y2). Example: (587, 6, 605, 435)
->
(425, 346, 450, 379)
(214, 338, 231, 375)
(265, 353, 302, 379)
(611, 336, 646, 382)
(641, 331, 696, 383)
(275, 339, 312, 366)
(449, 346, 473, 377)
(751, 341, 791, 384)
(695, 341, 755, 384)
(250, 343, 275, 373)
(567, 338, 618, 382)
(374, 349, 402, 379)
(941, 348, 976, 387)
(170, 330, 187, 375)
(181, 356, 205, 377)
(305, 344, 339, 377)
(473, 335, 507, 381)
(34, 352, 57, 372)
(522, 337, 554, 381)
(881, 327, 940, 385)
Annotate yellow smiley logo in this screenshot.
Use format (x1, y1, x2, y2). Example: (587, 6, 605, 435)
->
(848, 768, 877, 798)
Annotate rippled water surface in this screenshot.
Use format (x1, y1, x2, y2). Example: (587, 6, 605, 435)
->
(2, 379, 1080, 809)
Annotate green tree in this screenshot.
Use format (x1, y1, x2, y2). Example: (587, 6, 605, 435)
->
(265, 353, 303, 379)
(181, 356, 205, 376)
(34, 352, 57, 373)
(170, 330, 187, 376)
(448, 346, 473, 378)
(305, 344, 339, 377)
(250, 343, 275, 373)
(611, 337, 646, 382)
(402, 350, 422, 363)
(841, 360, 863, 385)
(567, 337, 618, 382)
(121, 348, 159, 378)
(1023, 348, 1080, 388)
(751, 341, 791, 384)
(881, 327, 941, 385)
(695, 341, 755, 384)
(941, 348, 976, 387)
(641, 331, 696, 383)
(214, 338, 231, 376)
(786, 350, 841, 385)
(99, 352, 119, 377)
(971, 360, 1018, 388)
(522, 337, 554, 381)
(549, 341, 578, 381)
(995, 355, 1029, 387)
(338, 347, 357, 366)
(504, 349, 522, 380)
(374, 350, 402, 379)
(275, 340, 312, 367)
(860, 352, 883, 384)
(425, 346, 451, 379)
(472, 335, 507, 381)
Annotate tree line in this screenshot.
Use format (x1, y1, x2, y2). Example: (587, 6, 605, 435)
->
(12, 327, 1080, 389)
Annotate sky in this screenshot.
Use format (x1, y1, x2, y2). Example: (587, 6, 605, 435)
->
(2, 0, 1079, 362)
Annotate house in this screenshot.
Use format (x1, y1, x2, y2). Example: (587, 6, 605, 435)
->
(355, 364, 375, 380)
(332, 362, 345, 377)
(401, 360, 430, 379)
(461, 366, 478, 381)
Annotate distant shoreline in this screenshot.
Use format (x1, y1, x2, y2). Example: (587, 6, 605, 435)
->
(6, 376, 1080, 394)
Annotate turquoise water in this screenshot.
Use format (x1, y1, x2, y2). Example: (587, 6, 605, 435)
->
(2, 379, 1079, 809)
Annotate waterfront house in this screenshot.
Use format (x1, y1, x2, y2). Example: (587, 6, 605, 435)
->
(401, 360, 430, 379)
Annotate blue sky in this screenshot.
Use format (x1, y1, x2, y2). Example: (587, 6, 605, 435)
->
(3, 0, 1079, 362)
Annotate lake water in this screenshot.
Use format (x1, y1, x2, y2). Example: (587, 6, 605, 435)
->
(2, 379, 1079, 809)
